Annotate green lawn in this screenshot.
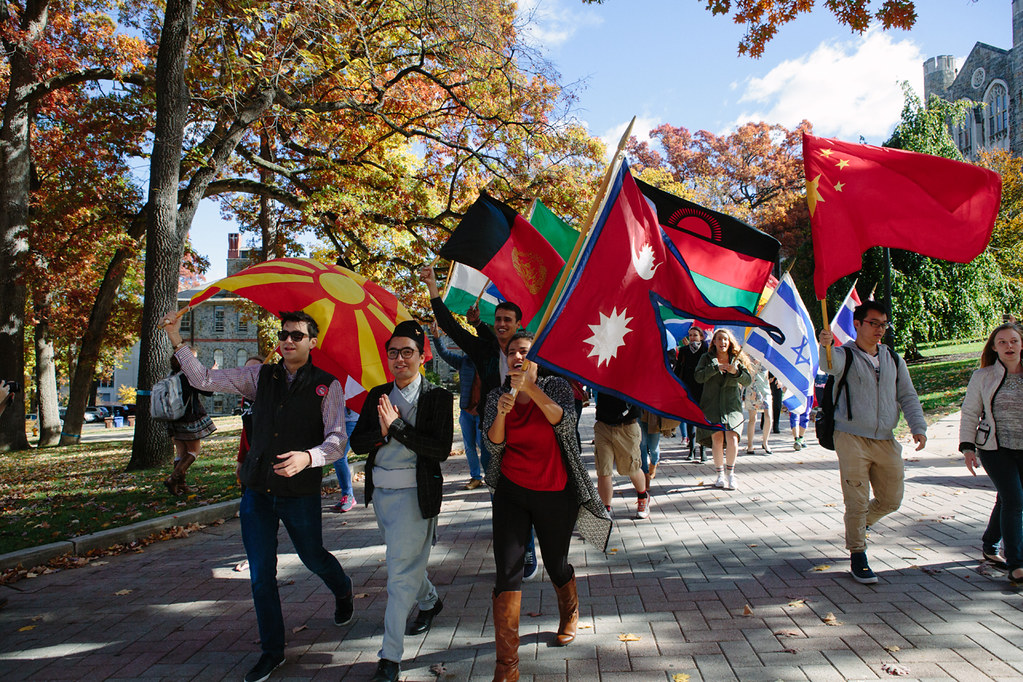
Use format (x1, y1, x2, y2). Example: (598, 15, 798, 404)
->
(907, 356, 978, 418)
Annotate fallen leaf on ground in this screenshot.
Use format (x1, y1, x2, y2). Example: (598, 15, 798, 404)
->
(672, 674, 691, 682)
(114, 589, 132, 595)
(787, 599, 807, 608)
(811, 564, 830, 572)
(782, 648, 797, 654)
(881, 662, 910, 675)
(579, 624, 592, 629)
(747, 544, 758, 548)
(822, 612, 842, 626)
(774, 629, 801, 638)
(742, 604, 754, 616)
(31, 615, 43, 621)
(429, 663, 447, 676)
(18, 625, 36, 632)
(824, 503, 835, 507)
(292, 624, 308, 633)
(527, 611, 542, 617)
(618, 633, 641, 641)
(355, 593, 370, 599)
(234, 561, 248, 572)
(884, 645, 901, 652)
(609, 548, 618, 553)
(920, 567, 941, 575)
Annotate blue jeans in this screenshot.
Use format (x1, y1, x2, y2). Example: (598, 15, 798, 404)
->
(333, 419, 359, 497)
(458, 410, 483, 480)
(638, 422, 660, 474)
(240, 488, 351, 656)
(979, 448, 1023, 571)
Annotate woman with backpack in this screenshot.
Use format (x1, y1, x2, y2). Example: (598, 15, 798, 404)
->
(164, 350, 217, 495)
(959, 321, 1023, 584)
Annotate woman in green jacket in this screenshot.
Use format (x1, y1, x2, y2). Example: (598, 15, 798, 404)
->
(695, 328, 752, 491)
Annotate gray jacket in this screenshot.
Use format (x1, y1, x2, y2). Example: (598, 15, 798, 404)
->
(819, 341, 927, 440)
(958, 362, 1007, 452)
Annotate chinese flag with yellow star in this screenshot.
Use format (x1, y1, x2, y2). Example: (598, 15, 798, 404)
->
(188, 258, 428, 393)
(803, 133, 1001, 299)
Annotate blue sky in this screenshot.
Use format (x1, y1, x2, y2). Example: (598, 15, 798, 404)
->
(191, 0, 1010, 279)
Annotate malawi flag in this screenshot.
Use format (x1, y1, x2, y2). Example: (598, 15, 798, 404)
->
(636, 179, 780, 314)
(804, 133, 1002, 299)
(439, 193, 567, 324)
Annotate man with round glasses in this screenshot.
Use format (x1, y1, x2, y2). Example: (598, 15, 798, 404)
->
(350, 320, 454, 682)
(161, 309, 354, 682)
(819, 301, 927, 586)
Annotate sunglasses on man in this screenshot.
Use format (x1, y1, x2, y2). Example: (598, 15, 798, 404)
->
(277, 330, 309, 342)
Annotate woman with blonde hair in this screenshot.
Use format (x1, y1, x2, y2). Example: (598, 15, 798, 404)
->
(695, 328, 752, 491)
(959, 322, 1023, 584)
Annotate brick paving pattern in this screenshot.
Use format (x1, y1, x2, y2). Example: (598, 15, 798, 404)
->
(1, 410, 1021, 680)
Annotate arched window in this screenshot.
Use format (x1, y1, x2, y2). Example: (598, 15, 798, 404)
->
(984, 81, 1010, 149)
(237, 349, 248, 367)
(954, 100, 973, 156)
(213, 349, 224, 369)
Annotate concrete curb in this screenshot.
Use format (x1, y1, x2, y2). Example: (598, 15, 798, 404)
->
(0, 461, 366, 572)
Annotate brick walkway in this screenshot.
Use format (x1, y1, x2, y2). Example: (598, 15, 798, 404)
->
(1, 409, 1021, 681)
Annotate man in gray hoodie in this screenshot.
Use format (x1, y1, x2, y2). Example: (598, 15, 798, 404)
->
(819, 301, 927, 584)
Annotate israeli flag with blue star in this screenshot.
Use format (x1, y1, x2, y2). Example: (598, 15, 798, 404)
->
(743, 273, 819, 414)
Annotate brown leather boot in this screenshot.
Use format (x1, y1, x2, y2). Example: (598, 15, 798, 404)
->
(553, 574, 578, 646)
(492, 590, 521, 682)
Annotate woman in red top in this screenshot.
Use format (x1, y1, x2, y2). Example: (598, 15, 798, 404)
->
(483, 331, 610, 682)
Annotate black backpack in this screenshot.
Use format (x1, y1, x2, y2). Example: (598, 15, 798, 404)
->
(816, 346, 900, 450)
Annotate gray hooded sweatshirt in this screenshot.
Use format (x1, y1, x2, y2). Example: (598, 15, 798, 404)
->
(819, 340, 927, 440)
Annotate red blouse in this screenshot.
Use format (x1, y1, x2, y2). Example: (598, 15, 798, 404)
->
(500, 397, 567, 491)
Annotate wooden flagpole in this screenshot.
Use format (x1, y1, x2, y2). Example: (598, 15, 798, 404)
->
(158, 306, 191, 329)
(440, 261, 455, 299)
(532, 116, 637, 338)
(820, 298, 832, 369)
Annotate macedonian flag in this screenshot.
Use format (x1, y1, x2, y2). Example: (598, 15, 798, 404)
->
(188, 258, 426, 390)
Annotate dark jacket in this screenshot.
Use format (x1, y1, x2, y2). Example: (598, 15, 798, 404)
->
(350, 378, 454, 519)
(431, 334, 477, 411)
(674, 342, 708, 402)
(595, 392, 639, 425)
(431, 296, 504, 400)
(241, 361, 336, 497)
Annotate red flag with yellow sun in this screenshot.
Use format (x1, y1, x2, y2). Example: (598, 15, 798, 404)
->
(187, 258, 428, 392)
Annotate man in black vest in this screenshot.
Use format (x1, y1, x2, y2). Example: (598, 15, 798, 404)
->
(161, 310, 353, 682)
(350, 321, 454, 682)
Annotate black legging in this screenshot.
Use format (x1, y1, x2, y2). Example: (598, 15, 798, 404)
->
(493, 478, 576, 592)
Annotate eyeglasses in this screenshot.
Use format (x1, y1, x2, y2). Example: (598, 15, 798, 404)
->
(862, 319, 891, 331)
(277, 330, 308, 342)
(387, 348, 418, 360)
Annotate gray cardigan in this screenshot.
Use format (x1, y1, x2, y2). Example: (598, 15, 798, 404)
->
(819, 341, 927, 440)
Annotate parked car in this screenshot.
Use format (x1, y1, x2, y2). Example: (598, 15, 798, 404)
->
(84, 406, 110, 423)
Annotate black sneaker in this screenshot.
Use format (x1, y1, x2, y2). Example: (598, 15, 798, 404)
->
(244, 653, 285, 682)
(850, 551, 878, 584)
(369, 658, 400, 681)
(334, 577, 354, 626)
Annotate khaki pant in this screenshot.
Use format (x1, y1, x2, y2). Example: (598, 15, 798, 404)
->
(834, 431, 904, 552)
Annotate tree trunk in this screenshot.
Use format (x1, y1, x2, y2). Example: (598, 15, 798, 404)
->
(0, 0, 49, 452)
(33, 307, 60, 446)
(127, 0, 197, 471)
(61, 214, 147, 445)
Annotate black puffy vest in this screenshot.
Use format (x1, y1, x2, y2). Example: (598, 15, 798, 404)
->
(240, 359, 336, 496)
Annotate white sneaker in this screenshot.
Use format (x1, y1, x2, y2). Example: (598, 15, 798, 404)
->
(725, 473, 738, 490)
(636, 494, 651, 519)
(714, 472, 726, 488)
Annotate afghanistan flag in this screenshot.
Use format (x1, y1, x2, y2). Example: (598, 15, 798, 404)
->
(636, 179, 780, 314)
(439, 193, 565, 324)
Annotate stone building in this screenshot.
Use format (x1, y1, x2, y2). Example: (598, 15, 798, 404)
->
(923, 0, 1023, 160)
(176, 233, 261, 415)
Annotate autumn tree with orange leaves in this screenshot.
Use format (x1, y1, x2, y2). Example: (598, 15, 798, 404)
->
(628, 120, 812, 255)
(127, 0, 604, 469)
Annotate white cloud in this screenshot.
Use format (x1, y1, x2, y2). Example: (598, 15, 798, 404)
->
(731, 28, 926, 142)
(517, 0, 603, 50)
(600, 116, 661, 160)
